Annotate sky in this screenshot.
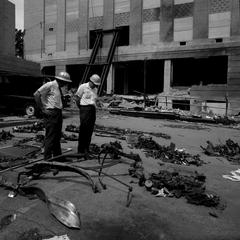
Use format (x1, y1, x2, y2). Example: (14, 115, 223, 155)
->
(9, 0, 24, 30)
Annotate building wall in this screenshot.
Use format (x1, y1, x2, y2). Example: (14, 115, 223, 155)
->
(0, 0, 15, 56)
(0, 0, 41, 76)
(24, 0, 240, 63)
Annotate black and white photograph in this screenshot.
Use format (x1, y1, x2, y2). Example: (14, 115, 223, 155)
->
(0, 0, 240, 239)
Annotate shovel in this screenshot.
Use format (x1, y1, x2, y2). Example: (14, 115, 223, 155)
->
(19, 186, 81, 229)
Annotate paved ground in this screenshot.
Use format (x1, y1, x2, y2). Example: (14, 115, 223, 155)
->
(0, 109, 240, 240)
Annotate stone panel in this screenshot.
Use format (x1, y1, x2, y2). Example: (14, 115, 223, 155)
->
(115, 12, 130, 26)
(143, 8, 160, 23)
(209, 0, 230, 14)
(174, 3, 193, 18)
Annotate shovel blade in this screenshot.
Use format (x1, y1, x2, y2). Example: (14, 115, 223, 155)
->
(48, 197, 81, 229)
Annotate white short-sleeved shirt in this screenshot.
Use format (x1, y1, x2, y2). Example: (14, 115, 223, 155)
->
(37, 80, 63, 109)
(76, 82, 98, 106)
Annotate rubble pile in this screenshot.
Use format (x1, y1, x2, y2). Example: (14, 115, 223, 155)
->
(95, 124, 171, 140)
(65, 124, 79, 133)
(65, 124, 171, 140)
(146, 170, 220, 207)
(0, 130, 14, 142)
(201, 139, 240, 164)
(12, 121, 44, 133)
(134, 136, 204, 166)
(62, 132, 78, 141)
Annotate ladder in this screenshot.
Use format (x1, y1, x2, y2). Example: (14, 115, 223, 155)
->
(80, 28, 120, 96)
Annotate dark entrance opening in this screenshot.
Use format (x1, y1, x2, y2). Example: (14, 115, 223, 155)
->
(89, 29, 103, 49)
(116, 26, 129, 46)
(41, 66, 55, 76)
(66, 64, 86, 88)
(114, 60, 164, 95)
(172, 56, 228, 87)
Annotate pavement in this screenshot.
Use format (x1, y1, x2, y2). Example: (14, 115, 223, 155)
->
(0, 109, 240, 240)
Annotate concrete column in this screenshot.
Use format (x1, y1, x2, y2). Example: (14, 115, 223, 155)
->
(160, 0, 174, 42)
(55, 65, 66, 75)
(103, 0, 114, 48)
(107, 65, 114, 94)
(79, 0, 89, 50)
(0, 1, 5, 55)
(130, 0, 142, 45)
(193, 0, 209, 39)
(231, 0, 240, 36)
(163, 60, 173, 93)
(56, 0, 66, 52)
(123, 68, 128, 94)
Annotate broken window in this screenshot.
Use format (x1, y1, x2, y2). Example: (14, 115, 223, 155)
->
(172, 56, 228, 87)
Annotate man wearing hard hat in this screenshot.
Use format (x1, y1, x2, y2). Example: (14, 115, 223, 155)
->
(34, 71, 72, 160)
(75, 74, 101, 155)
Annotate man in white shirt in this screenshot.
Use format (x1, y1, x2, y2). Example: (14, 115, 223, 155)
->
(34, 71, 72, 160)
(75, 74, 101, 155)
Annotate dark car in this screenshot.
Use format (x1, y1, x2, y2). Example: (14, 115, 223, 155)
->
(0, 75, 71, 117)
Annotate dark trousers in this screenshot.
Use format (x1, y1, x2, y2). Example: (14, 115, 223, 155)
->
(44, 109, 63, 160)
(78, 105, 96, 153)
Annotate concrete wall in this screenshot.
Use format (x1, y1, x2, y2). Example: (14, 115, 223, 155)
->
(24, 0, 44, 60)
(25, 0, 240, 63)
(0, 0, 15, 56)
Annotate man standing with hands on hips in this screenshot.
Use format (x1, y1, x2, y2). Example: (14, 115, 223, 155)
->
(34, 71, 72, 160)
(75, 74, 101, 156)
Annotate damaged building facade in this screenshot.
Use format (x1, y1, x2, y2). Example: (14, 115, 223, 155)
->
(24, 0, 240, 115)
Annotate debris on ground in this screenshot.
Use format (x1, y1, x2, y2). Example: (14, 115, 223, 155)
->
(17, 228, 49, 240)
(163, 123, 210, 131)
(0, 144, 41, 169)
(65, 124, 171, 140)
(222, 169, 240, 181)
(62, 132, 78, 141)
(144, 170, 221, 208)
(0, 214, 17, 231)
(201, 139, 240, 164)
(43, 235, 71, 240)
(12, 121, 44, 133)
(134, 136, 204, 166)
(0, 130, 14, 142)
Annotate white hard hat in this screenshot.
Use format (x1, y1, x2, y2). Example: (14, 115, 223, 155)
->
(90, 74, 101, 86)
(55, 71, 72, 82)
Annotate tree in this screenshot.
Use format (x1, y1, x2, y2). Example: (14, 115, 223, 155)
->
(15, 29, 25, 58)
